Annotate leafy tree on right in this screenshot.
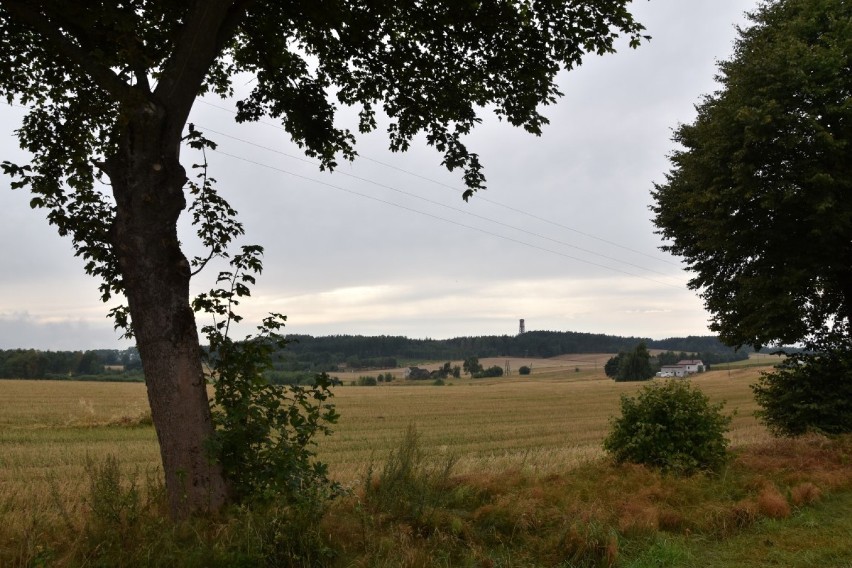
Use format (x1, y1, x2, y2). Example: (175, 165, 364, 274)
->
(652, 0, 851, 434)
(652, 0, 851, 350)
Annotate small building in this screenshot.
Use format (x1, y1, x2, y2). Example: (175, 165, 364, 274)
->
(656, 359, 704, 378)
(678, 359, 705, 373)
(404, 366, 431, 380)
(659, 365, 688, 378)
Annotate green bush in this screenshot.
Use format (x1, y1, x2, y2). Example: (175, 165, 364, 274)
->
(519, 365, 531, 375)
(473, 365, 503, 378)
(357, 376, 377, 386)
(753, 348, 852, 436)
(603, 380, 731, 474)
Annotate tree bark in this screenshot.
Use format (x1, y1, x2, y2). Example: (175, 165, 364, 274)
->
(106, 103, 230, 518)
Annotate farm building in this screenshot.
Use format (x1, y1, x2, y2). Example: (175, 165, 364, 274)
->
(404, 366, 431, 380)
(657, 359, 705, 378)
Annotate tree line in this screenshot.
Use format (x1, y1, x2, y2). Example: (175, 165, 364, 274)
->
(275, 332, 750, 372)
(0, 348, 141, 379)
(0, 334, 749, 382)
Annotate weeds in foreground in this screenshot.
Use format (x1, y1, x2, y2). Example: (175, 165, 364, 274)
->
(331, 432, 852, 567)
(362, 424, 460, 525)
(4, 435, 851, 567)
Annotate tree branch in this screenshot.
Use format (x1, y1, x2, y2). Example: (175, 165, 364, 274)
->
(155, 0, 255, 134)
(1, 0, 140, 104)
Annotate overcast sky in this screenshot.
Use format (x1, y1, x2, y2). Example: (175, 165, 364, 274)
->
(0, 1, 759, 351)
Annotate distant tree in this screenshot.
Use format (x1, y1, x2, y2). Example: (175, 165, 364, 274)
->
(120, 348, 143, 371)
(75, 351, 102, 375)
(604, 353, 626, 379)
(518, 365, 532, 376)
(2, 350, 48, 378)
(452, 366, 461, 379)
(431, 361, 453, 379)
(652, 0, 852, 351)
(463, 357, 483, 376)
(607, 343, 654, 382)
(656, 351, 681, 367)
(616, 343, 655, 382)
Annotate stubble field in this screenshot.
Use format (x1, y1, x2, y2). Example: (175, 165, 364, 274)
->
(0, 361, 770, 524)
(4, 359, 852, 567)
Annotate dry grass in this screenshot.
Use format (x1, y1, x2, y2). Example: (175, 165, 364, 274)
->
(1, 359, 851, 567)
(0, 362, 774, 551)
(756, 483, 791, 518)
(790, 481, 822, 506)
(320, 365, 772, 482)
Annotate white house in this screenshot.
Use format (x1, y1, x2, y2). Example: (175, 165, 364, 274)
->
(658, 365, 687, 377)
(657, 360, 704, 378)
(678, 359, 705, 373)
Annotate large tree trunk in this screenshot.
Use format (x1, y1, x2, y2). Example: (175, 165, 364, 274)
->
(106, 105, 230, 518)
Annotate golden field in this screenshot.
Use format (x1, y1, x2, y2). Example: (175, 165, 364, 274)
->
(0, 361, 770, 524)
(3, 359, 852, 567)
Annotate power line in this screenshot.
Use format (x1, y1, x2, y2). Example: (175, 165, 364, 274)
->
(196, 124, 677, 280)
(357, 153, 679, 267)
(4, 99, 683, 287)
(196, 98, 678, 267)
(208, 146, 685, 290)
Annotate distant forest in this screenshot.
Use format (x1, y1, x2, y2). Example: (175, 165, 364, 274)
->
(272, 331, 753, 376)
(0, 348, 142, 380)
(0, 331, 753, 381)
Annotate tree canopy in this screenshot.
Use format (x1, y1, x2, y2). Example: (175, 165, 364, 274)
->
(651, 0, 852, 350)
(0, 1, 649, 516)
(604, 342, 654, 382)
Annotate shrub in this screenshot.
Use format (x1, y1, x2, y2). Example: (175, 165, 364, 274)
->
(752, 347, 852, 436)
(519, 365, 531, 375)
(357, 376, 377, 386)
(603, 380, 731, 474)
(473, 365, 504, 378)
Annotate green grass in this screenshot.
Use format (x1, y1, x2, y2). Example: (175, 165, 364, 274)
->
(622, 491, 852, 567)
